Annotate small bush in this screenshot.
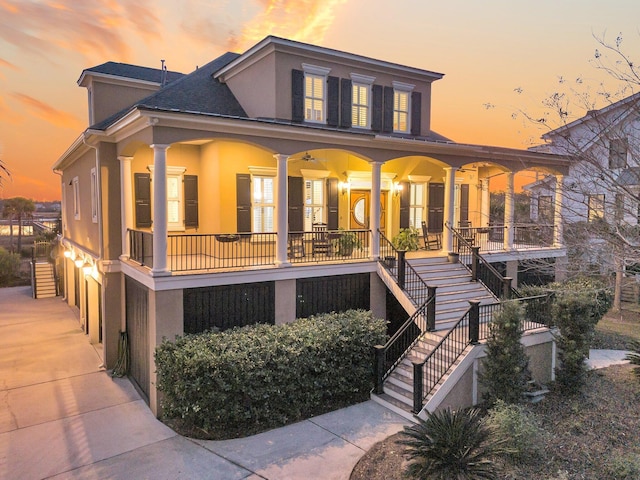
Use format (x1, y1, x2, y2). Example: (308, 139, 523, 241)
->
(155, 309, 386, 438)
(399, 407, 505, 480)
(480, 301, 531, 406)
(484, 400, 544, 463)
(0, 247, 21, 286)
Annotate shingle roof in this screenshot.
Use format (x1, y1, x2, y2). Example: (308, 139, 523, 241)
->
(81, 62, 185, 84)
(90, 52, 247, 130)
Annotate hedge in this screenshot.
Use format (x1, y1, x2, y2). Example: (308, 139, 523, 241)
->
(155, 309, 387, 438)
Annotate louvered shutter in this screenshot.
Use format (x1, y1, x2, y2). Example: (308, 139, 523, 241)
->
(327, 178, 339, 230)
(184, 175, 198, 228)
(340, 78, 352, 128)
(291, 69, 304, 123)
(327, 76, 339, 127)
(399, 181, 410, 229)
(411, 91, 422, 135)
(134, 173, 152, 228)
(236, 174, 251, 233)
(288, 176, 304, 232)
(383, 86, 394, 133)
(371, 85, 383, 132)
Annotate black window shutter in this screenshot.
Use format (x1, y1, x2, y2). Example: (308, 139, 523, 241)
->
(134, 173, 152, 228)
(399, 181, 410, 229)
(236, 173, 251, 233)
(460, 184, 469, 224)
(288, 176, 304, 232)
(327, 76, 340, 127)
(327, 178, 339, 230)
(371, 85, 383, 132)
(411, 91, 422, 135)
(383, 86, 394, 133)
(291, 69, 304, 123)
(340, 78, 352, 128)
(184, 175, 198, 228)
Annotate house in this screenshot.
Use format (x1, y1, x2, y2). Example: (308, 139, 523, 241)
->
(526, 93, 640, 276)
(53, 35, 570, 418)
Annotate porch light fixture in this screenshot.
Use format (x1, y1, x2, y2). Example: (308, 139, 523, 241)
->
(74, 258, 84, 268)
(339, 180, 350, 196)
(393, 182, 403, 197)
(63, 250, 72, 258)
(82, 261, 92, 275)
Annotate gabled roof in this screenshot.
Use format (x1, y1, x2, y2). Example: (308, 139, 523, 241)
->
(90, 53, 248, 130)
(78, 61, 185, 86)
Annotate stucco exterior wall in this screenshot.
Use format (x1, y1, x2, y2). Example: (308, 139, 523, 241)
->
(90, 80, 158, 125)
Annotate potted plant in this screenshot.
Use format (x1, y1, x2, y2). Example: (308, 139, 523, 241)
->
(392, 227, 420, 251)
(336, 230, 362, 256)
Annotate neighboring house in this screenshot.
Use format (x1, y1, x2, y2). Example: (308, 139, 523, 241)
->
(526, 93, 640, 273)
(53, 36, 569, 417)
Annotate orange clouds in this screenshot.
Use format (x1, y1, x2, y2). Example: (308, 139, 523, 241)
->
(0, 0, 160, 62)
(10, 93, 82, 130)
(228, 0, 347, 50)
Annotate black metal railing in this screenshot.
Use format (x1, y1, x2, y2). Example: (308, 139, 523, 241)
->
(455, 224, 555, 252)
(129, 229, 154, 268)
(379, 230, 432, 305)
(374, 293, 437, 394)
(412, 294, 553, 413)
(31, 241, 52, 261)
(287, 230, 370, 264)
(514, 224, 554, 247)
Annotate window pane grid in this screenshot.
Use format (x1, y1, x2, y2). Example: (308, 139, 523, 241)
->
(394, 90, 410, 132)
(305, 74, 325, 122)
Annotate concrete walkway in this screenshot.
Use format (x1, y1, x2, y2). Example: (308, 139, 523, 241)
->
(0, 286, 408, 480)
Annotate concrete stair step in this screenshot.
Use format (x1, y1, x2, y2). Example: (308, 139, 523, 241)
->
(370, 393, 416, 421)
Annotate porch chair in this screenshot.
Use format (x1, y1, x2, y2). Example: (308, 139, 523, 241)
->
(421, 221, 442, 251)
(288, 233, 305, 259)
(311, 223, 331, 256)
(458, 220, 475, 247)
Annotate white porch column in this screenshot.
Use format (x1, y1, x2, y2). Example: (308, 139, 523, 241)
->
(553, 174, 564, 247)
(151, 144, 170, 275)
(442, 167, 456, 252)
(504, 172, 515, 251)
(274, 154, 290, 266)
(480, 178, 490, 228)
(370, 161, 383, 259)
(118, 155, 133, 260)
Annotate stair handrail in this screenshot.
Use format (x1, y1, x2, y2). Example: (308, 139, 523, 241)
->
(378, 229, 432, 305)
(411, 294, 553, 413)
(373, 291, 437, 394)
(447, 225, 520, 299)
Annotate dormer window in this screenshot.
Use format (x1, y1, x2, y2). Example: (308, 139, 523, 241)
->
(303, 64, 331, 124)
(393, 81, 414, 133)
(351, 73, 375, 129)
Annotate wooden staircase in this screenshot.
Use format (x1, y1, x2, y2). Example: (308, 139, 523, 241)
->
(372, 256, 496, 420)
(32, 261, 57, 299)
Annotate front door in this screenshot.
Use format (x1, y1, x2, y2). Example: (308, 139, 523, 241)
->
(349, 190, 387, 233)
(428, 183, 444, 232)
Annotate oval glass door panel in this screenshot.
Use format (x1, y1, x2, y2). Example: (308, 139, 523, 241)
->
(354, 198, 366, 226)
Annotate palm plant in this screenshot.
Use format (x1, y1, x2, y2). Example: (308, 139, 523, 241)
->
(399, 407, 505, 480)
(626, 340, 640, 378)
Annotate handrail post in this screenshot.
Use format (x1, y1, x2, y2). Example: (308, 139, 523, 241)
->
(426, 286, 437, 331)
(373, 345, 385, 394)
(397, 250, 406, 290)
(469, 300, 480, 344)
(502, 277, 513, 299)
(471, 246, 480, 281)
(413, 361, 423, 414)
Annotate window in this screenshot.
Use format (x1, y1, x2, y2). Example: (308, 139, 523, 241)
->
(147, 165, 187, 231)
(392, 81, 414, 133)
(609, 138, 628, 169)
(72, 176, 80, 220)
(538, 195, 553, 223)
(304, 179, 324, 231)
(305, 74, 325, 122)
(615, 193, 625, 223)
(352, 83, 370, 128)
(253, 176, 275, 232)
(409, 183, 425, 228)
(90, 168, 98, 223)
(588, 194, 605, 222)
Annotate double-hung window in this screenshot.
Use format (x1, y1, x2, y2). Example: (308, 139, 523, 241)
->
(392, 81, 414, 133)
(253, 176, 275, 232)
(146, 165, 187, 231)
(609, 138, 628, 169)
(588, 194, 605, 222)
(409, 183, 425, 228)
(304, 179, 324, 231)
(303, 64, 331, 124)
(538, 195, 553, 223)
(90, 168, 98, 223)
(351, 73, 375, 129)
(72, 176, 80, 220)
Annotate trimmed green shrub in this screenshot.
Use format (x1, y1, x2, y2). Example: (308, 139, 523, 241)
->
(625, 340, 640, 378)
(155, 309, 386, 438)
(399, 407, 506, 480)
(0, 247, 21, 286)
(484, 400, 544, 463)
(480, 301, 531, 406)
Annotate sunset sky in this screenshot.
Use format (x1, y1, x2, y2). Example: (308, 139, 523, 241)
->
(0, 0, 639, 200)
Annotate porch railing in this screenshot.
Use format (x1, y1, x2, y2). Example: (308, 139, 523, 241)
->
(379, 230, 434, 306)
(449, 226, 518, 299)
(411, 294, 552, 413)
(455, 224, 555, 252)
(129, 229, 154, 268)
(374, 293, 437, 394)
(287, 229, 369, 264)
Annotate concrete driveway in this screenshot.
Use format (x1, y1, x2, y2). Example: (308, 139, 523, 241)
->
(0, 287, 408, 479)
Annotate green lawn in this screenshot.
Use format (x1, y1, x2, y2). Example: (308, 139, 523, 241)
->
(593, 303, 640, 349)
